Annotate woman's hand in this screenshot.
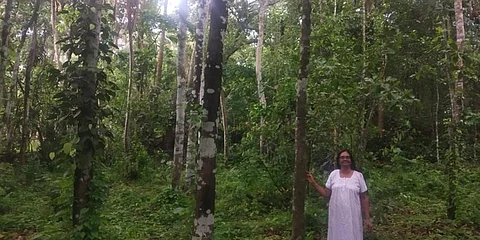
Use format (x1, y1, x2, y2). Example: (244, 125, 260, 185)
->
(364, 219, 373, 232)
(306, 171, 316, 184)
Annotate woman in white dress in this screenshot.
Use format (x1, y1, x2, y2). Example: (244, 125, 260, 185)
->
(306, 150, 373, 240)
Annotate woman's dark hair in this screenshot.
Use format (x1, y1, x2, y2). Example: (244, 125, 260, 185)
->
(335, 149, 357, 170)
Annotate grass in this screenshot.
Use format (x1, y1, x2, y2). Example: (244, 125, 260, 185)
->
(0, 160, 479, 239)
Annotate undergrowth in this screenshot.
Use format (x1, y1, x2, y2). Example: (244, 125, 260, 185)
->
(0, 156, 479, 239)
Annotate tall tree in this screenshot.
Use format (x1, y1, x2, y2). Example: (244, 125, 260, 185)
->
(123, 0, 138, 152)
(256, 0, 268, 152)
(72, 0, 102, 227)
(291, 0, 311, 238)
(154, 0, 168, 87)
(186, 0, 207, 189)
(0, 0, 13, 147)
(19, 25, 39, 165)
(8, 0, 42, 163)
(51, 0, 61, 68)
(447, 0, 466, 220)
(172, 0, 188, 189)
(193, 0, 227, 236)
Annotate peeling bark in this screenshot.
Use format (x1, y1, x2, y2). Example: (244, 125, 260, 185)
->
(193, 0, 227, 236)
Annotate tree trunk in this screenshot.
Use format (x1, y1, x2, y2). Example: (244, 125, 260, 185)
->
(172, 0, 188, 189)
(51, 0, 61, 69)
(7, 0, 41, 163)
(0, 0, 13, 147)
(256, 0, 268, 153)
(154, 0, 168, 87)
(19, 25, 38, 165)
(72, 0, 101, 226)
(113, 0, 120, 46)
(220, 89, 227, 163)
(447, 0, 466, 220)
(291, 0, 311, 238)
(193, 0, 227, 236)
(185, 0, 207, 190)
(123, 0, 137, 152)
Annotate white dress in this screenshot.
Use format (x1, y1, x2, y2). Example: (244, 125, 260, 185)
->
(325, 169, 368, 240)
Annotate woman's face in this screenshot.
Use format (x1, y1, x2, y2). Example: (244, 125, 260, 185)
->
(339, 151, 352, 168)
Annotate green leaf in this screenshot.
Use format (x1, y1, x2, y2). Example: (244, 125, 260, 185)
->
(49, 152, 55, 160)
(63, 142, 73, 155)
(173, 207, 185, 214)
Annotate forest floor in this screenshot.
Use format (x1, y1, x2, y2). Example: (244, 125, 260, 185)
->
(0, 161, 480, 239)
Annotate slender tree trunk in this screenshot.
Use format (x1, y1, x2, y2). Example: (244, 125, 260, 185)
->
(256, 0, 268, 153)
(186, 0, 207, 190)
(51, 0, 61, 68)
(154, 0, 168, 87)
(447, 0, 466, 220)
(193, 0, 227, 236)
(220, 89, 227, 163)
(172, 0, 188, 189)
(19, 25, 38, 165)
(72, 0, 101, 226)
(7, 0, 41, 163)
(291, 0, 311, 238)
(114, 0, 120, 46)
(0, 0, 13, 147)
(123, 0, 137, 152)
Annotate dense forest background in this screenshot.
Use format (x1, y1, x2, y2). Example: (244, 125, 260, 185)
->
(0, 0, 480, 239)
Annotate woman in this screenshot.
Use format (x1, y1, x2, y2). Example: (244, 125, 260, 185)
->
(306, 150, 373, 240)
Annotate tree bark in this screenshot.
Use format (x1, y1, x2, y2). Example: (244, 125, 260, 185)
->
(220, 89, 227, 163)
(51, 0, 61, 69)
(193, 0, 227, 236)
(447, 0, 466, 220)
(72, 0, 101, 226)
(123, 0, 138, 152)
(185, 0, 207, 190)
(256, 0, 268, 153)
(0, 0, 13, 147)
(19, 25, 39, 165)
(291, 0, 311, 238)
(154, 0, 168, 87)
(172, 0, 188, 189)
(7, 0, 41, 163)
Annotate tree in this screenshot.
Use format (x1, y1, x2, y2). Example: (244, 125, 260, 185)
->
(0, 0, 13, 148)
(70, 0, 102, 229)
(256, 0, 268, 152)
(51, 0, 61, 69)
(291, 0, 311, 238)
(9, 0, 42, 164)
(154, 0, 168, 87)
(186, 0, 207, 189)
(123, 0, 138, 152)
(447, 0, 466, 220)
(193, 0, 227, 236)
(172, 0, 188, 189)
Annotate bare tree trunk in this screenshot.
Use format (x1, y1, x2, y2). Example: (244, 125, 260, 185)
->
(51, 0, 61, 69)
(291, 0, 311, 238)
(220, 89, 227, 163)
(172, 0, 188, 189)
(72, 0, 101, 226)
(19, 25, 38, 165)
(113, 0, 120, 46)
(0, 0, 13, 147)
(192, 0, 227, 236)
(7, 0, 41, 163)
(123, 0, 137, 152)
(154, 0, 168, 87)
(256, 0, 268, 153)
